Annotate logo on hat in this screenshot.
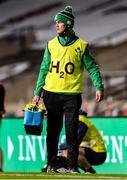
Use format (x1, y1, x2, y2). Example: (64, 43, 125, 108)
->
(67, 20, 71, 25)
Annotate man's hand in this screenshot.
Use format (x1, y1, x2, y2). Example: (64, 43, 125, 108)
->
(96, 91, 104, 102)
(32, 96, 40, 104)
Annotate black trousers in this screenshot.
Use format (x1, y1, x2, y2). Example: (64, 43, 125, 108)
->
(43, 90, 82, 169)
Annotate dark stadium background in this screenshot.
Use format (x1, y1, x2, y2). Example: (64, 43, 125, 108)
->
(0, 0, 127, 117)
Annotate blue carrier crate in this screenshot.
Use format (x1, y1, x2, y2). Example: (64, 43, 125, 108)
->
(23, 103, 44, 135)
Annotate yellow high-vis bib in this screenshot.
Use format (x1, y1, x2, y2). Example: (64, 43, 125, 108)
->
(43, 37, 88, 93)
(79, 115, 106, 152)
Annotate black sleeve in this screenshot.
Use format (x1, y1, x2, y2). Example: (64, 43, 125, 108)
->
(78, 121, 88, 145)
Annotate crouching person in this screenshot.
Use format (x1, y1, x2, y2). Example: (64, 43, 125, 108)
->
(58, 110, 107, 174)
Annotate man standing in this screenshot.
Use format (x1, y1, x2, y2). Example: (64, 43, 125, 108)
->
(33, 6, 104, 173)
(0, 82, 6, 172)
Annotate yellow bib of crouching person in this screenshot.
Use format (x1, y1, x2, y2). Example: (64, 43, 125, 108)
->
(43, 37, 88, 93)
(79, 115, 106, 152)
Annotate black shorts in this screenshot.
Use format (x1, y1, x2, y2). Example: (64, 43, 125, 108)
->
(85, 147, 107, 165)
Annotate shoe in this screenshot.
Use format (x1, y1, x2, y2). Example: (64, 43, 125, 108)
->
(56, 167, 68, 173)
(41, 164, 48, 172)
(47, 165, 56, 173)
(67, 168, 79, 173)
(86, 167, 96, 174)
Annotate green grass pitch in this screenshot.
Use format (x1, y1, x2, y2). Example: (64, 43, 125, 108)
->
(0, 173, 127, 180)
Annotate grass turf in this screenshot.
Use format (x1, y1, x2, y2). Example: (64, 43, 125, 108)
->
(0, 173, 127, 180)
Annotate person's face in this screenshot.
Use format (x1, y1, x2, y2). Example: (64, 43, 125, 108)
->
(55, 21, 66, 34)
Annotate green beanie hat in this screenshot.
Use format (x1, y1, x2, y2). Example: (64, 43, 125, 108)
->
(54, 6, 74, 27)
